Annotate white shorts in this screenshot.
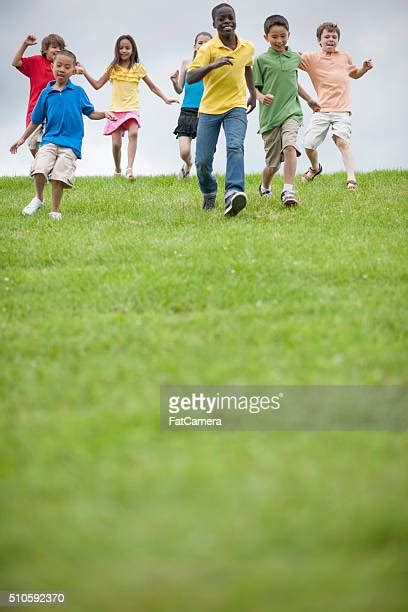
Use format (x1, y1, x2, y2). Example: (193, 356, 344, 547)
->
(304, 112, 352, 150)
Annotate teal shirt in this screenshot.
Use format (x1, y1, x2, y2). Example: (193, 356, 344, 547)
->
(253, 46, 303, 133)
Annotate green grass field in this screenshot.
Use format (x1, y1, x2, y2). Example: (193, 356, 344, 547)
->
(1, 171, 407, 611)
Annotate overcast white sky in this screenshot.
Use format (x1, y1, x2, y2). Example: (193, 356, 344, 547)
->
(1, 0, 407, 176)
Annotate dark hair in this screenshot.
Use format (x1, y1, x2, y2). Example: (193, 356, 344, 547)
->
(55, 49, 76, 64)
(194, 31, 212, 45)
(264, 14, 289, 34)
(41, 34, 65, 56)
(211, 3, 235, 21)
(316, 22, 341, 41)
(108, 35, 139, 73)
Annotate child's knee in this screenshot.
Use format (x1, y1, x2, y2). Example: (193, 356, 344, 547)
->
(333, 135, 349, 150)
(266, 165, 280, 174)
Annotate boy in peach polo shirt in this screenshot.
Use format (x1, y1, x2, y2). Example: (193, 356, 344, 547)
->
(299, 22, 373, 189)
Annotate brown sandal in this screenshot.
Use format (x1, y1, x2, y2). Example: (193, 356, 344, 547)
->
(301, 163, 322, 182)
(346, 179, 358, 190)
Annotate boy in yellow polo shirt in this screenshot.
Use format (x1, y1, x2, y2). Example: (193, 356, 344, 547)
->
(187, 3, 256, 216)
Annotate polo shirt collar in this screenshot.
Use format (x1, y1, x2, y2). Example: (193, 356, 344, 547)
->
(268, 46, 292, 58)
(214, 33, 243, 50)
(48, 79, 75, 92)
(320, 50, 339, 58)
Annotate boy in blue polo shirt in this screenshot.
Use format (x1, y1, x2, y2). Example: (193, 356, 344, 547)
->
(10, 49, 115, 219)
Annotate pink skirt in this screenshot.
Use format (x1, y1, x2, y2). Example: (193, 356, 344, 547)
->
(103, 111, 142, 136)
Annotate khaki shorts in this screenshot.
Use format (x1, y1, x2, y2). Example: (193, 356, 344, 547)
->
(262, 118, 301, 168)
(304, 112, 352, 150)
(30, 143, 77, 188)
(27, 123, 44, 151)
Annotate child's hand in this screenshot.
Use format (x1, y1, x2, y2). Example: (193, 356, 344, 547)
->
(247, 93, 256, 114)
(260, 93, 274, 106)
(308, 99, 321, 112)
(10, 138, 25, 154)
(170, 70, 179, 83)
(164, 98, 180, 105)
(105, 112, 117, 121)
(75, 62, 85, 75)
(24, 34, 37, 46)
(363, 59, 373, 72)
(212, 56, 233, 69)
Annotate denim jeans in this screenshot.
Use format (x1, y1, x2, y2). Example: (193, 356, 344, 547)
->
(195, 107, 247, 200)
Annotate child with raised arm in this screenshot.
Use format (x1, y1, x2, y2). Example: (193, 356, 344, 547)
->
(10, 50, 115, 220)
(170, 31, 212, 179)
(12, 33, 66, 156)
(254, 14, 319, 207)
(77, 34, 178, 180)
(299, 22, 373, 190)
(187, 3, 256, 216)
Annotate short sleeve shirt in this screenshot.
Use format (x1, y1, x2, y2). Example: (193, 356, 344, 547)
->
(31, 80, 94, 158)
(17, 55, 54, 125)
(299, 50, 357, 112)
(189, 34, 255, 114)
(253, 47, 302, 132)
(106, 64, 148, 111)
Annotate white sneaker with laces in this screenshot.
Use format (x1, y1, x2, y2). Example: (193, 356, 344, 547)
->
(49, 211, 62, 220)
(22, 197, 43, 216)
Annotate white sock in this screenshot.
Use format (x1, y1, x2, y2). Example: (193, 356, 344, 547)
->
(283, 183, 293, 193)
(261, 184, 271, 193)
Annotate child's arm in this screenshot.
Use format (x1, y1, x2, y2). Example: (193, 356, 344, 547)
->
(187, 56, 233, 84)
(170, 60, 189, 94)
(11, 34, 37, 68)
(143, 75, 179, 104)
(245, 66, 257, 114)
(88, 111, 117, 121)
(349, 59, 373, 79)
(76, 63, 109, 90)
(298, 84, 321, 112)
(255, 87, 274, 106)
(10, 121, 40, 153)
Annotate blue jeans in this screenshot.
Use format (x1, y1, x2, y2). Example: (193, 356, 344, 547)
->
(195, 107, 247, 199)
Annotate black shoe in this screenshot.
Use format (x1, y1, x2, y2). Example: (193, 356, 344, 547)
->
(224, 191, 247, 217)
(202, 195, 216, 210)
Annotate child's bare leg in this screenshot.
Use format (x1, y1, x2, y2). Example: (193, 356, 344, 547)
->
(112, 130, 122, 173)
(179, 136, 192, 168)
(333, 136, 356, 181)
(283, 146, 297, 185)
(51, 180, 64, 212)
(33, 173, 46, 201)
(305, 147, 320, 171)
(127, 122, 139, 171)
(262, 165, 279, 189)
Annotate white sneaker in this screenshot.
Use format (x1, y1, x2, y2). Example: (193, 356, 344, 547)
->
(22, 197, 43, 216)
(125, 167, 134, 180)
(49, 211, 62, 220)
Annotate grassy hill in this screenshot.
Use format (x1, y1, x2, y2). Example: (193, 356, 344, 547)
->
(0, 171, 407, 611)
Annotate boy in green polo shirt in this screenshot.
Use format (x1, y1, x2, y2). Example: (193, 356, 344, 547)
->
(254, 14, 319, 206)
